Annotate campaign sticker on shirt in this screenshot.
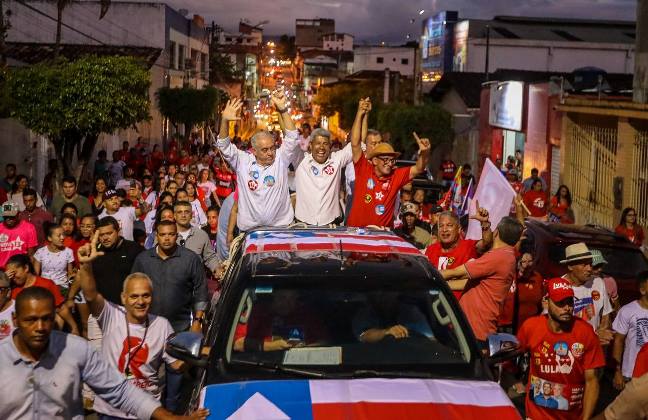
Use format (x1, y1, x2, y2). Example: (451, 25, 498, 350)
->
(367, 178, 375, 190)
(591, 290, 600, 301)
(571, 342, 584, 358)
(323, 164, 335, 175)
(311, 166, 319, 176)
(364, 194, 372, 204)
(553, 341, 569, 357)
(374, 191, 384, 201)
(248, 180, 258, 191)
(375, 204, 385, 215)
(381, 182, 390, 191)
(264, 175, 276, 187)
(249, 170, 259, 180)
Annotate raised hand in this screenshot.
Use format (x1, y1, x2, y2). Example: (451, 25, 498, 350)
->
(77, 231, 105, 264)
(357, 97, 371, 115)
(222, 98, 243, 121)
(412, 132, 431, 154)
(469, 200, 490, 224)
(270, 90, 289, 113)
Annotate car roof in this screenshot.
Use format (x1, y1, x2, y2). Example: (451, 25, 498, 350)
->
(525, 219, 636, 248)
(241, 227, 436, 280)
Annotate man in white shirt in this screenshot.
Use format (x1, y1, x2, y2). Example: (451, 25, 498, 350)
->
(216, 92, 300, 231)
(76, 233, 190, 419)
(99, 189, 143, 241)
(295, 128, 352, 225)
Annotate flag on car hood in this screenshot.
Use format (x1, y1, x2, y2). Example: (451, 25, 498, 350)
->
(200, 378, 521, 419)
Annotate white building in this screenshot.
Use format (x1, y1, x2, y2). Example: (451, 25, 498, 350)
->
(453, 16, 635, 74)
(322, 33, 354, 52)
(353, 46, 415, 76)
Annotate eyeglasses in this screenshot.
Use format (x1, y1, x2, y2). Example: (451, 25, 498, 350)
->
(627, 213, 636, 217)
(0, 286, 10, 293)
(375, 156, 396, 165)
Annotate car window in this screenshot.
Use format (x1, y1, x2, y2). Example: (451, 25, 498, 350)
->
(224, 282, 472, 374)
(548, 244, 648, 277)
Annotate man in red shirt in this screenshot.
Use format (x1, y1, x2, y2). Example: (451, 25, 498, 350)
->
(346, 99, 430, 228)
(518, 278, 605, 420)
(438, 153, 457, 190)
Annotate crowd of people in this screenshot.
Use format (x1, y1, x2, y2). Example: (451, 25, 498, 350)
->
(0, 89, 646, 420)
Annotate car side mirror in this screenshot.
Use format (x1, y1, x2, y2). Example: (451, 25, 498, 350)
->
(166, 332, 208, 368)
(487, 333, 520, 362)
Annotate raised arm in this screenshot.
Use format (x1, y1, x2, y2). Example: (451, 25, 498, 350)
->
(470, 200, 494, 254)
(351, 98, 370, 163)
(76, 231, 106, 318)
(216, 99, 245, 170)
(272, 90, 300, 165)
(410, 132, 431, 179)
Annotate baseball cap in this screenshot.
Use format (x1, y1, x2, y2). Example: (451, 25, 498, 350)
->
(400, 202, 418, 216)
(1, 201, 19, 217)
(546, 278, 574, 302)
(103, 189, 118, 200)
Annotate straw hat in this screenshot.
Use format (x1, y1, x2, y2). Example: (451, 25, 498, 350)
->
(560, 242, 593, 264)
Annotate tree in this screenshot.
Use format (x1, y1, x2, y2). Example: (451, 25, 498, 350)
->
(208, 25, 242, 84)
(157, 86, 226, 141)
(277, 34, 296, 59)
(8, 55, 151, 180)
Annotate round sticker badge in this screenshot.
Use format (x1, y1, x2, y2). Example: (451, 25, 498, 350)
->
(311, 166, 319, 176)
(247, 180, 258, 191)
(364, 194, 372, 204)
(591, 290, 600, 301)
(323, 164, 335, 175)
(381, 181, 390, 191)
(263, 175, 276, 187)
(375, 204, 385, 215)
(367, 178, 375, 190)
(249, 170, 259, 180)
(554, 341, 569, 357)
(571, 342, 585, 357)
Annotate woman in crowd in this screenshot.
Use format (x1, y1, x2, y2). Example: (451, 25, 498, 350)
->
(9, 174, 44, 211)
(144, 204, 175, 249)
(33, 223, 75, 295)
(166, 180, 179, 197)
(615, 207, 645, 247)
(203, 206, 219, 250)
(186, 181, 208, 213)
(144, 191, 174, 236)
(548, 184, 574, 224)
(198, 168, 219, 208)
(213, 157, 236, 203)
(522, 179, 548, 220)
(89, 176, 108, 215)
(60, 213, 81, 252)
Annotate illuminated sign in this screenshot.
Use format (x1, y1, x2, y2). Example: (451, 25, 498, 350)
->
(489, 81, 524, 131)
(453, 20, 469, 72)
(421, 11, 457, 76)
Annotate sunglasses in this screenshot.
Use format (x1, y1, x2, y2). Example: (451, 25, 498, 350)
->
(375, 156, 396, 165)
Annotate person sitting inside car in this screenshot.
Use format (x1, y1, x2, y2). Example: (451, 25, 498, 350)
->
(353, 291, 433, 343)
(239, 289, 330, 352)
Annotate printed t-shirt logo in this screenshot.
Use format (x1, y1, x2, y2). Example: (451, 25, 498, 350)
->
(0, 234, 25, 252)
(375, 191, 384, 201)
(533, 197, 545, 209)
(323, 165, 335, 175)
(591, 290, 600, 301)
(248, 180, 258, 191)
(311, 166, 319, 176)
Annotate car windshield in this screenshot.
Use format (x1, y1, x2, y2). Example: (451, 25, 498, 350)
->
(548, 244, 648, 277)
(224, 279, 473, 377)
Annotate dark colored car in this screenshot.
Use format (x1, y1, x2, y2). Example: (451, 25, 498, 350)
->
(394, 160, 445, 202)
(522, 220, 648, 305)
(168, 228, 520, 419)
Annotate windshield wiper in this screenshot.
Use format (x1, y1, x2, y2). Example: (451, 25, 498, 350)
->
(348, 369, 436, 379)
(229, 358, 333, 378)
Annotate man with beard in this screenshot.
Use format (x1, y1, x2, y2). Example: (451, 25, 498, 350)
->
(518, 278, 604, 420)
(18, 188, 53, 245)
(0, 287, 208, 419)
(77, 233, 193, 419)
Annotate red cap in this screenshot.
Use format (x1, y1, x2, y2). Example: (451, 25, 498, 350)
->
(546, 278, 574, 302)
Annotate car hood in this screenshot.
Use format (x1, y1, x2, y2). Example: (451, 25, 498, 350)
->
(199, 378, 521, 419)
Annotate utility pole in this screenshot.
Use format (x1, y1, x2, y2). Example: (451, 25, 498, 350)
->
(413, 41, 421, 105)
(484, 25, 491, 82)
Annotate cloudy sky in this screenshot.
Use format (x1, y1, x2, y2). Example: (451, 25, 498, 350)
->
(154, 0, 636, 42)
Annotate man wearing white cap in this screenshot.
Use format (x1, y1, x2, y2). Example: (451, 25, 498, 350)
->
(561, 242, 613, 342)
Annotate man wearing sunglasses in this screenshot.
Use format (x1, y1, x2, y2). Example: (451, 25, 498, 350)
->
(345, 109, 430, 228)
(518, 277, 605, 420)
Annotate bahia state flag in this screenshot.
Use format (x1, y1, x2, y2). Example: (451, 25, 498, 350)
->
(200, 378, 521, 419)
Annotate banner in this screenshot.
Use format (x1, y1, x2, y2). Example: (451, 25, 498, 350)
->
(466, 158, 517, 240)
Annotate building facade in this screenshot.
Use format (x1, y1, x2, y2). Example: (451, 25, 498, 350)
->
(322, 33, 354, 51)
(295, 19, 335, 50)
(353, 46, 415, 76)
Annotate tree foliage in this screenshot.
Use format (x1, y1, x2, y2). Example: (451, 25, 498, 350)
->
(209, 52, 243, 84)
(157, 86, 227, 140)
(8, 55, 151, 179)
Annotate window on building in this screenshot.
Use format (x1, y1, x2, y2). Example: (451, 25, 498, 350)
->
(376, 57, 384, 64)
(169, 41, 176, 69)
(178, 44, 185, 69)
(226, 37, 233, 42)
(201, 53, 207, 74)
(401, 58, 409, 65)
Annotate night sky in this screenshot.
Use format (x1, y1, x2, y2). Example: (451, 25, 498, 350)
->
(145, 0, 636, 42)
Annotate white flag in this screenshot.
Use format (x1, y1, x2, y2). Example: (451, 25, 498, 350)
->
(466, 158, 517, 240)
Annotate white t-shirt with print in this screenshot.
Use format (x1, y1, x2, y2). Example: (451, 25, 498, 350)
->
(571, 276, 613, 331)
(0, 301, 14, 341)
(93, 301, 176, 419)
(100, 206, 137, 240)
(612, 300, 648, 378)
(33, 246, 74, 286)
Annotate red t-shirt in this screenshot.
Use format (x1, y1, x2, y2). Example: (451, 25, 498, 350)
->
(633, 343, 648, 378)
(214, 167, 237, 199)
(425, 239, 478, 300)
(440, 160, 457, 180)
(518, 316, 606, 420)
(347, 155, 411, 228)
(460, 246, 517, 341)
(524, 190, 548, 217)
(0, 220, 38, 268)
(11, 276, 65, 307)
(498, 271, 545, 328)
(615, 225, 645, 247)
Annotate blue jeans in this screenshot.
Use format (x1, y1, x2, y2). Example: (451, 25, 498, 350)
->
(164, 367, 183, 413)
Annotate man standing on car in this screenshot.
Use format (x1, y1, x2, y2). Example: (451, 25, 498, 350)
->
(440, 217, 523, 346)
(215, 92, 300, 232)
(518, 278, 605, 420)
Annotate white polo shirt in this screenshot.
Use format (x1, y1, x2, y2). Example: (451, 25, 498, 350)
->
(295, 143, 353, 225)
(216, 130, 300, 231)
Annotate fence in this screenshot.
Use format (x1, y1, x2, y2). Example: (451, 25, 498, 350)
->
(631, 130, 648, 228)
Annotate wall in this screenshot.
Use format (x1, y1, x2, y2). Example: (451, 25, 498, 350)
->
(353, 47, 415, 76)
(525, 83, 550, 185)
(465, 39, 634, 74)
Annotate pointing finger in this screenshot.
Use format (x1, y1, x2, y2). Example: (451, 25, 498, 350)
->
(413, 132, 421, 143)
